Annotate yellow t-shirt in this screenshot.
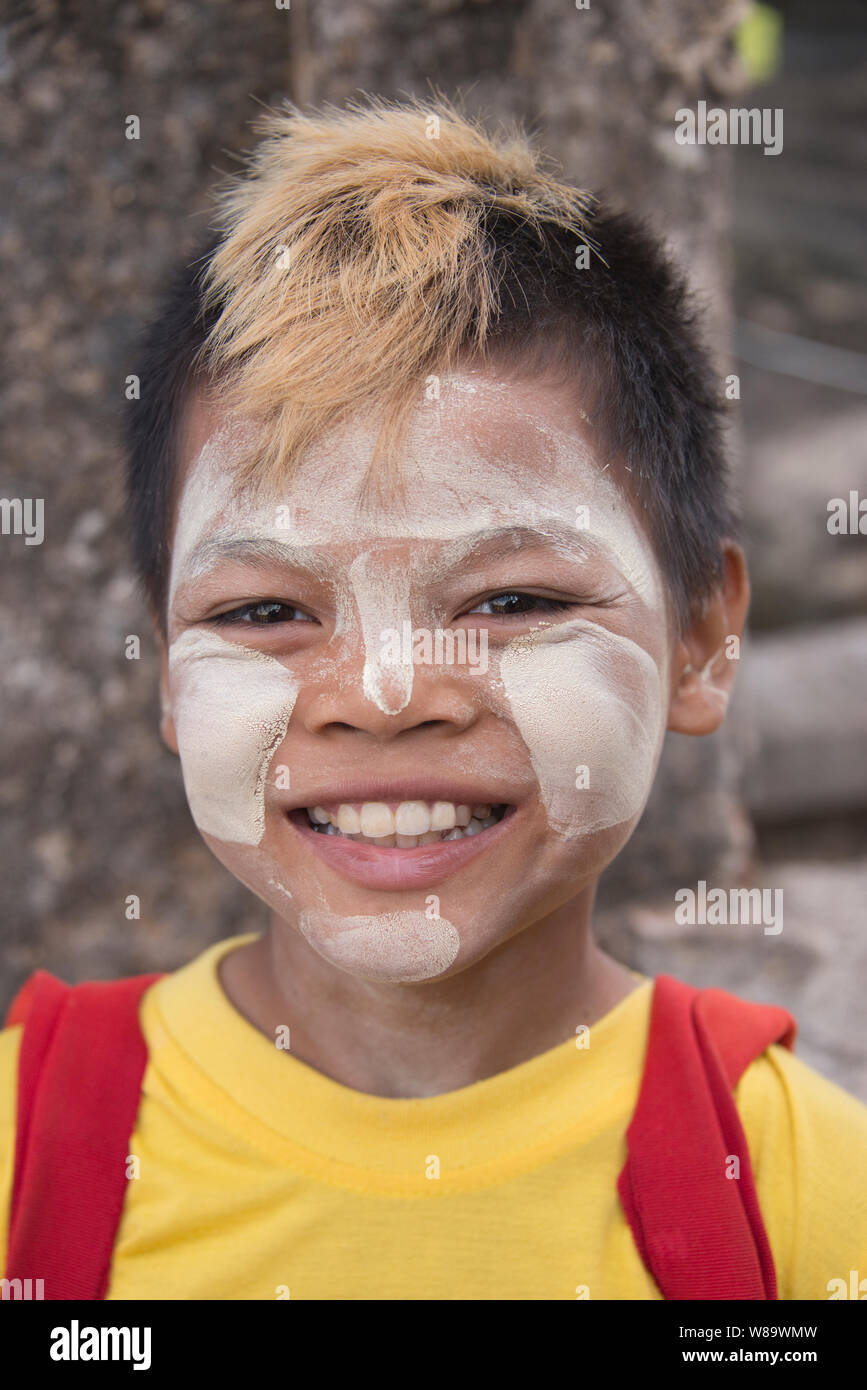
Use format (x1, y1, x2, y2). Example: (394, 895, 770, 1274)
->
(1, 934, 865, 1300)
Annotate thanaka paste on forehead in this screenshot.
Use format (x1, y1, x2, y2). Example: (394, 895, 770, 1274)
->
(167, 378, 664, 617)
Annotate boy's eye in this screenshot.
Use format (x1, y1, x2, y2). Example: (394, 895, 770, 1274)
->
(211, 601, 316, 626)
(467, 592, 575, 618)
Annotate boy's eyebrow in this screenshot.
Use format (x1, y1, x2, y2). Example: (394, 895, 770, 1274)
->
(433, 522, 620, 572)
(178, 534, 334, 584)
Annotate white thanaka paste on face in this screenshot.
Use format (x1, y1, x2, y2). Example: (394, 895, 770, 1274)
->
(298, 909, 460, 982)
(165, 372, 672, 978)
(499, 618, 664, 838)
(347, 550, 414, 715)
(168, 628, 299, 845)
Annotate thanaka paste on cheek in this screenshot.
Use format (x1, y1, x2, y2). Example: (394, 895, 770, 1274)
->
(168, 629, 298, 845)
(499, 618, 665, 838)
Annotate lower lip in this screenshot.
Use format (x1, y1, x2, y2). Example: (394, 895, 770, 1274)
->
(286, 807, 519, 891)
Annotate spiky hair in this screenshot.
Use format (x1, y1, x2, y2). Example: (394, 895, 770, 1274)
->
(126, 96, 735, 631)
(196, 97, 598, 484)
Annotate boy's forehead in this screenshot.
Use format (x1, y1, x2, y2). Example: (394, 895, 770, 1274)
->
(171, 372, 662, 604)
(180, 373, 591, 505)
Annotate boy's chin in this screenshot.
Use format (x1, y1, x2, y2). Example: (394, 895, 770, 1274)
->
(197, 814, 638, 983)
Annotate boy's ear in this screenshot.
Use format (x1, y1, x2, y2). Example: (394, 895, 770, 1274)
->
(667, 541, 750, 736)
(154, 626, 179, 755)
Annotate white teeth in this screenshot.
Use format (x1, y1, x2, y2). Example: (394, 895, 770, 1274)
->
(360, 802, 394, 838)
(395, 801, 430, 835)
(430, 801, 456, 831)
(336, 805, 362, 834)
(304, 800, 508, 847)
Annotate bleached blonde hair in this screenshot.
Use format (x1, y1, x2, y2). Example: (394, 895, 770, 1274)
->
(195, 96, 597, 489)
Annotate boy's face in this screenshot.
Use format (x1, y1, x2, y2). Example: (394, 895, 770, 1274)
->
(162, 370, 680, 983)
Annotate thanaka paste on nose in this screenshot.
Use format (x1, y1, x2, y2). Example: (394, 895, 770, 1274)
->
(348, 549, 415, 716)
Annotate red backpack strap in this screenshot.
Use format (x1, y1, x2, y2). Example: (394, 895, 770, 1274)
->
(4, 969, 163, 1300)
(618, 974, 796, 1301)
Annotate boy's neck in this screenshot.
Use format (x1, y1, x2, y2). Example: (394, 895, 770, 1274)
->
(217, 897, 640, 1099)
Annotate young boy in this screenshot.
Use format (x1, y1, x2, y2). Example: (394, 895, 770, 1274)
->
(2, 99, 865, 1302)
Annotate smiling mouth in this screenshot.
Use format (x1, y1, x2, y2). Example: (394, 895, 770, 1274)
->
(295, 800, 510, 849)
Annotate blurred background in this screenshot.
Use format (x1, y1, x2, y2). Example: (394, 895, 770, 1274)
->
(1, 0, 865, 1094)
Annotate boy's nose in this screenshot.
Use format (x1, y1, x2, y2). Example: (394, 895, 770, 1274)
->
(295, 656, 479, 740)
(360, 624, 415, 716)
